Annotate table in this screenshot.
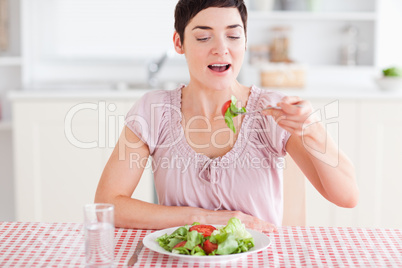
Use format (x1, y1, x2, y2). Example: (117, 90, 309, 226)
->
(0, 222, 401, 267)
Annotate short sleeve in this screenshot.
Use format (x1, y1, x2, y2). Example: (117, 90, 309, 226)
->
(124, 90, 169, 154)
(254, 89, 291, 156)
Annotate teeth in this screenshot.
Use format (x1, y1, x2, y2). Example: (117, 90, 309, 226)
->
(211, 64, 229, 67)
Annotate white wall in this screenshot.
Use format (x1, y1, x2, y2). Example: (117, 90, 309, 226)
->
(24, 0, 385, 87)
(376, 0, 402, 68)
(26, 0, 183, 86)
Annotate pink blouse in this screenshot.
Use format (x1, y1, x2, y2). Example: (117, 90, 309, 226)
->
(125, 85, 290, 226)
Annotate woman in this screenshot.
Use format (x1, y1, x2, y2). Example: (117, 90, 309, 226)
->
(95, 0, 358, 232)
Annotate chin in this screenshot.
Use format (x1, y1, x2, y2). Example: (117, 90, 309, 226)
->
(207, 78, 235, 91)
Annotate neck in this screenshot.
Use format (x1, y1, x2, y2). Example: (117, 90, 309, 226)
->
(183, 80, 245, 118)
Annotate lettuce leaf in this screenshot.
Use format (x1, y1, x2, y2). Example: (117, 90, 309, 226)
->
(220, 217, 252, 240)
(224, 95, 247, 133)
(172, 247, 190, 255)
(191, 246, 206, 256)
(185, 230, 204, 250)
(156, 226, 189, 251)
(156, 217, 254, 256)
(210, 218, 254, 254)
(214, 233, 239, 255)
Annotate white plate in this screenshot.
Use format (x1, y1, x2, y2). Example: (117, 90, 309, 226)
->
(142, 226, 271, 263)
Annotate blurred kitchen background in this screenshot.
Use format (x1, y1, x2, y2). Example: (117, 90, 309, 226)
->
(1, 0, 402, 227)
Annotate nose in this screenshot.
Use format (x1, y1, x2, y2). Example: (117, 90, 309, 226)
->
(211, 37, 229, 56)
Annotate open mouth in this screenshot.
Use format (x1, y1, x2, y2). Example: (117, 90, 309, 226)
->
(208, 64, 231, 72)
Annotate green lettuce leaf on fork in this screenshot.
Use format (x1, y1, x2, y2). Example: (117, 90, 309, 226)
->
(224, 95, 246, 133)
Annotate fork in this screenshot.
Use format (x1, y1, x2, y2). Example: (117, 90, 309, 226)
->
(234, 104, 303, 115)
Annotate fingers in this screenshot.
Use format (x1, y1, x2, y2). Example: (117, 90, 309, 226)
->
(250, 221, 277, 233)
(262, 98, 307, 118)
(279, 102, 303, 115)
(277, 96, 302, 114)
(277, 118, 303, 129)
(261, 107, 283, 118)
(261, 96, 315, 137)
(225, 211, 277, 233)
(279, 100, 312, 117)
(281, 95, 302, 105)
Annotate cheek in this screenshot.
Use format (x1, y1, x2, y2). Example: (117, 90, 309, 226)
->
(187, 47, 207, 63)
(232, 41, 246, 52)
(185, 50, 205, 73)
(233, 46, 246, 60)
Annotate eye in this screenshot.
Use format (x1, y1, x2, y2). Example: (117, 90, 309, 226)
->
(196, 37, 210, 42)
(228, 36, 241, 40)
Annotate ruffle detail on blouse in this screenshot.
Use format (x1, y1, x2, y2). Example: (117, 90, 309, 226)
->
(168, 84, 261, 167)
(168, 85, 195, 160)
(246, 87, 291, 157)
(164, 84, 289, 212)
(168, 85, 260, 210)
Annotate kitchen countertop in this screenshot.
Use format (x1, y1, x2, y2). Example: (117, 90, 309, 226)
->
(7, 84, 402, 101)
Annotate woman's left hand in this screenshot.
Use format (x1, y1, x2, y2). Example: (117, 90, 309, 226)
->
(261, 96, 318, 137)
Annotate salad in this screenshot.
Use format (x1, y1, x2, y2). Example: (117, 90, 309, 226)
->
(221, 95, 247, 133)
(156, 218, 254, 256)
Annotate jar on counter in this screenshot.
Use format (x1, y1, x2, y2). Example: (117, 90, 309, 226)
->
(269, 26, 292, 63)
(249, 44, 270, 65)
(260, 63, 306, 88)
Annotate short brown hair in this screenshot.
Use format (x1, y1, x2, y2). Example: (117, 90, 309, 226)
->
(174, 0, 248, 45)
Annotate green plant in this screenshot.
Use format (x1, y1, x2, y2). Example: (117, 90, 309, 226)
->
(383, 67, 402, 77)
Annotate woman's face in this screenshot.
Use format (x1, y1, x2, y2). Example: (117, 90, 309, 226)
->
(174, 7, 246, 91)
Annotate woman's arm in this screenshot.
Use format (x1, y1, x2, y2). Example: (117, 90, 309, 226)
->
(263, 96, 359, 208)
(95, 126, 277, 231)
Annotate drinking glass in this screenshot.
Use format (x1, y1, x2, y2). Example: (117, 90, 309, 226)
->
(84, 203, 115, 267)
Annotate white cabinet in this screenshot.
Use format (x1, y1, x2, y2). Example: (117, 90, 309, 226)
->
(301, 98, 402, 229)
(304, 99, 359, 227)
(357, 100, 402, 228)
(12, 97, 154, 222)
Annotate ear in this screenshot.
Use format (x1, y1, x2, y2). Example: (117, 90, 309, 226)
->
(173, 31, 184, 54)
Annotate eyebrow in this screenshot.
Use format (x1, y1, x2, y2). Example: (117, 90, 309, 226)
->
(192, 24, 243, 31)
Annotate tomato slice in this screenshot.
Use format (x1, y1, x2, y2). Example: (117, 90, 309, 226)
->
(203, 239, 218, 255)
(221, 100, 232, 116)
(173, 241, 187, 249)
(189, 224, 217, 237)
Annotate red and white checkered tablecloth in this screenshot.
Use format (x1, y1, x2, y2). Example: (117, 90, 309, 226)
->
(0, 222, 401, 267)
